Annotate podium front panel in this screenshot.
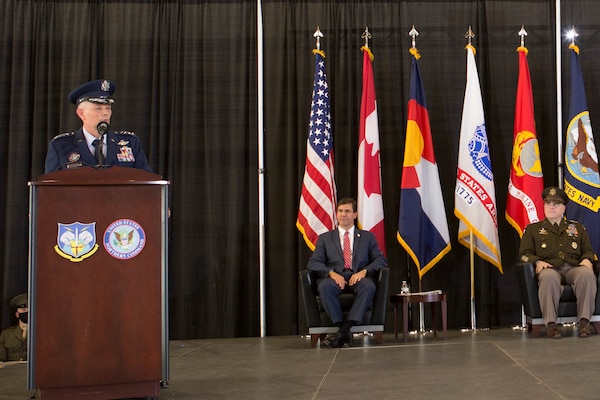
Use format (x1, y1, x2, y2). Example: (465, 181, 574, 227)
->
(28, 167, 168, 398)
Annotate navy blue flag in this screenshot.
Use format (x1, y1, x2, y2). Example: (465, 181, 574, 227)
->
(564, 44, 600, 255)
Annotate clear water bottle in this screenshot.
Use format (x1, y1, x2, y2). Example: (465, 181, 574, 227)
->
(401, 280, 410, 295)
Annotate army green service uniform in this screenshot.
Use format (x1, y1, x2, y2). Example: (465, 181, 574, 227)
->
(519, 217, 597, 325)
(0, 325, 27, 362)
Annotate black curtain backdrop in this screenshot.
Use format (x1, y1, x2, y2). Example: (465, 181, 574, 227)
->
(1, 0, 600, 339)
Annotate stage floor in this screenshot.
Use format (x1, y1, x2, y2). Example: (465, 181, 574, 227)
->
(2, 326, 599, 399)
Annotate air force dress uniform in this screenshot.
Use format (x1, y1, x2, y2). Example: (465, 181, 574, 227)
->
(45, 128, 152, 173)
(44, 79, 152, 174)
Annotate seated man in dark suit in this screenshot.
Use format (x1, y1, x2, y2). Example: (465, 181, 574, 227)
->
(307, 197, 387, 347)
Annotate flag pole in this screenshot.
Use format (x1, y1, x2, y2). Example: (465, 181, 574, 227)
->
(518, 26, 530, 330)
(469, 228, 476, 330)
(465, 27, 477, 331)
(555, 0, 564, 185)
(407, 25, 426, 333)
(256, 0, 266, 337)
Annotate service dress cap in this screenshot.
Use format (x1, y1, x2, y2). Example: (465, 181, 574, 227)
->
(68, 79, 116, 105)
(10, 293, 28, 309)
(542, 186, 568, 204)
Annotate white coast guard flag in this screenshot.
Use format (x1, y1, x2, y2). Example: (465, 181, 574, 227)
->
(454, 45, 502, 273)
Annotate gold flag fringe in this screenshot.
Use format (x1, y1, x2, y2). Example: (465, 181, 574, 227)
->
(569, 43, 580, 55)
(409, 47, 421, 60)
(360, 46, 374, 61)
(517, 46, 529, 55)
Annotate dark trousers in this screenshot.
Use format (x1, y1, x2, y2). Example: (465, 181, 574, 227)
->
(316, 271, 376, 324)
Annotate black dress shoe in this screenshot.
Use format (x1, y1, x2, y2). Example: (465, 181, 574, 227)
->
(323, 332, 344, 348)
(341, 333, 354, 348)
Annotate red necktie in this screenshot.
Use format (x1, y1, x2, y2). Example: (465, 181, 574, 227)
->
(343, 231, 351, 270)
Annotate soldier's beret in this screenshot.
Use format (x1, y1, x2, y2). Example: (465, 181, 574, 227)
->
(68, 79, 116, 105)
(542, 186, 568, 204)
(9, 293, 27, 309)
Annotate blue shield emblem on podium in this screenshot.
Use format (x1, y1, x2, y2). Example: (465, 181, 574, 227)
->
(54, 222, 99, 262)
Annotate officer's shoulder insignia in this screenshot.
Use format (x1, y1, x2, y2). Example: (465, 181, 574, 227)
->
(52, 131, 76, 140)
(116, 130, 137, 137)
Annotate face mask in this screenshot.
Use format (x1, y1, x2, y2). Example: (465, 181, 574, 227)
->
(18, 312, 28, 324)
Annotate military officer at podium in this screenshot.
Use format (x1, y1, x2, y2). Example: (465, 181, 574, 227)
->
(44, 79, 152, 173)
(0, 293, 28, 362)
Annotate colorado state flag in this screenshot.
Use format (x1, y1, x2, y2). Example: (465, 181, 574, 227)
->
(398, 52, 451, 278)
(564, 43, 600, 255)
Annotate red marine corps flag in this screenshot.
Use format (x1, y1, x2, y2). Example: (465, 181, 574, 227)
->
(357, 27, 386, 254)
(506, 31, 544, 237)
(297, 28, 337, 250)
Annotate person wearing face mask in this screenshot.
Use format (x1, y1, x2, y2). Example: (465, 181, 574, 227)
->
(0, 293, 28, 362)
(44, 79, 152, 173)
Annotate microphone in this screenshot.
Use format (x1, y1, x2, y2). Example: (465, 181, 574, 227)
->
(97, 121, 109, 136)
(95, 122, 108, 167)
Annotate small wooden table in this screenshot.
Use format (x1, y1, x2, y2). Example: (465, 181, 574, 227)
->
(390, 292, 447, 342)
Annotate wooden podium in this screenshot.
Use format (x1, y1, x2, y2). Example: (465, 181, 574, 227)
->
(27, 166, 169, 400)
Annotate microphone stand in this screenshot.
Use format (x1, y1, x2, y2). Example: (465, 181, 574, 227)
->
(96, 122, 109, 168)
(97, 134, 105, 168)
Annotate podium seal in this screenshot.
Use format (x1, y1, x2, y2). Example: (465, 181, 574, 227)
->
(103, 219, 146, 260)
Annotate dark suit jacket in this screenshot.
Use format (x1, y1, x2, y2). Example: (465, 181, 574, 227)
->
(307, 227, 387, 278)
(44, 128, 152, 173)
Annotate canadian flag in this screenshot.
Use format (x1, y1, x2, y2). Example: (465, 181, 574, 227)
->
(357, 46, 385, 254)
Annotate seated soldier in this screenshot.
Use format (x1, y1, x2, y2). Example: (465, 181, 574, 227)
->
(0, 293, 28, 361)
(519, 187, 597, 338)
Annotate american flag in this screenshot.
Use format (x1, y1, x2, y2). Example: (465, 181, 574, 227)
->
(297, 50, 337, 251)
